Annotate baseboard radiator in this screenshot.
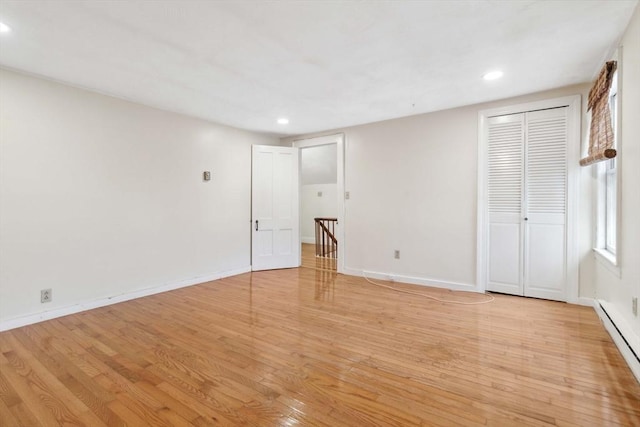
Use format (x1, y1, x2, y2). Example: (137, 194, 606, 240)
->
(598, 302, 640, 382)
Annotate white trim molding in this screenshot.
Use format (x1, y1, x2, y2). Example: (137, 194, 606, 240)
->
(593, 248, 621, 277)
(477, 95, 582, 302)
(343, 267, 476, 292)
(594, 300, 640, 383)
(0, 266, 251, 332)
(574, 297, 595, 307)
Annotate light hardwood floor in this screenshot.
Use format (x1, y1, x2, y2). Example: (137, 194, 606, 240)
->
(1, 269, 639, 426)
(301, 243, 336, 271)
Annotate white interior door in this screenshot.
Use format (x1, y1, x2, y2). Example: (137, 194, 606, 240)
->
(251, 145, 299, 271)
(485, 107, 569, 301)
(523, 107, 568, 300)
(486, 114, 525, 296)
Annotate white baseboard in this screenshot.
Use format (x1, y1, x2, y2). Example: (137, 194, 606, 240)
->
(0, 266, 251, 332)
(594, 300, 640, 383)
(301, 236, 315, 244)
(343, 267, 477, 292)
(572, 296, 595, 307)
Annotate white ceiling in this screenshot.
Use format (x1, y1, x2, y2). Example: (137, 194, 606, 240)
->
(0, 1, 637, 136)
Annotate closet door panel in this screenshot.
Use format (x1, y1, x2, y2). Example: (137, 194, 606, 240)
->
(524, 108, 568, 301)
(525, 222, 565, 296)
(489, 221, 521, 292)
(486, 114, 524, 295)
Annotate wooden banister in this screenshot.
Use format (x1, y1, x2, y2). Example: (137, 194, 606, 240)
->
(314, 217, 337, 260)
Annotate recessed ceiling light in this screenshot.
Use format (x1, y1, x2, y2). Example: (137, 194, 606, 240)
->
(277, 118, 289, 125)
(483, 70, 504, 81)
(0, 22, 11, 33)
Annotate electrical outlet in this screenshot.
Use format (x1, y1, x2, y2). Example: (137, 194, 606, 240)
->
(41, 289, 52, 303)
(394, 250, 400, 259)
(633, 297, 638, 316)
(345, 191, 350, 200)
(317, 191, 323, 197)
(203, 171, 211, 181)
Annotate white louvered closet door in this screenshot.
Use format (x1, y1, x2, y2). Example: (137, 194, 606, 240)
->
(486, 107, 569, 301)
(486, 114, 525, 296)
(523, 107, 568, 300)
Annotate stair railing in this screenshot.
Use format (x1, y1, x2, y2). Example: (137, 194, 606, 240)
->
(314, 217, 337, 259)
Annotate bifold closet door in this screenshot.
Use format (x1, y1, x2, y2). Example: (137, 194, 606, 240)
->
(523, 108, 568, 301)
(486, 107, 568, 301)
(486, 113, 525, 296)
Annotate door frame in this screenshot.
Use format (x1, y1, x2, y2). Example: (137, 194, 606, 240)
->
(476, 95, 581, 303)
(293, 134, 345, 274)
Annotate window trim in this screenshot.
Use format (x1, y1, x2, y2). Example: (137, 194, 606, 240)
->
(604, 159, 617, 254)
(593, 56, 621, 273)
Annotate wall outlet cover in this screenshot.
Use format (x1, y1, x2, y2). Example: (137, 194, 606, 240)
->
(41, 288, 52, 303)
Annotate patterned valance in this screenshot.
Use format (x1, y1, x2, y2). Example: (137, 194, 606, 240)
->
(580, 61, 617, 166)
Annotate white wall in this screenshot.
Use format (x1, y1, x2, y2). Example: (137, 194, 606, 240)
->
(593, 5, 640, 357)
(301, 144, 337, 185)
(283, 83, 593, 294)
(301, 184, 338, 243)
(0, 68, 279, 328)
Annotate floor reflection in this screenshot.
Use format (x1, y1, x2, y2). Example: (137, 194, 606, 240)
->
(314, 268, 337, 301)
(301, 243, 336, 271)
(301, 243, 337, 300)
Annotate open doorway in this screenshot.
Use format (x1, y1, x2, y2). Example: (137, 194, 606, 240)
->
(294, 134, 345, 273)
(301, 144, 337, 271)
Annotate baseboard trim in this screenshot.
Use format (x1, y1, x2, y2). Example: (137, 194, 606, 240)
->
(343, 267, 477, 292)
(594, 300, 640, 383)
(572, 296, 595, 307)
(0, 266, 251, 332)
(301, 236, 315, 244)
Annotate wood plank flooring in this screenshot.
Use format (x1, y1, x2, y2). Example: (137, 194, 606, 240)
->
(1, 268, 639, 426)
(301, 243, 336, 272)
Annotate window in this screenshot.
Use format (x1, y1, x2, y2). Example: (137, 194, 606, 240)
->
(596, 71, 618, 262)
(603, 157, 616, 254)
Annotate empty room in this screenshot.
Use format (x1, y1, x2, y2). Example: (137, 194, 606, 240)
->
(1, 1, 639, 426)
